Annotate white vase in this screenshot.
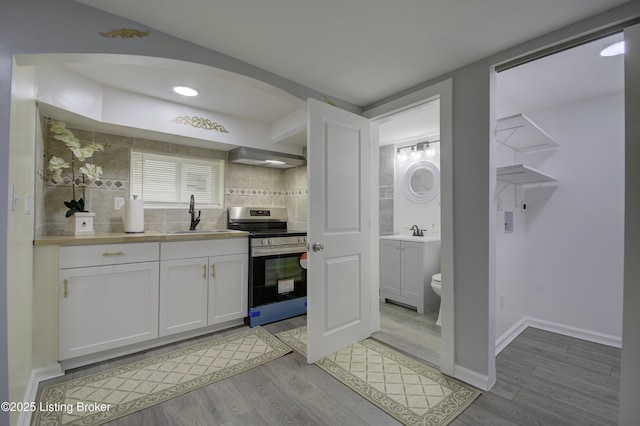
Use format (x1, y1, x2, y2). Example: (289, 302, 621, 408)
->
(64, 212, 96, 235)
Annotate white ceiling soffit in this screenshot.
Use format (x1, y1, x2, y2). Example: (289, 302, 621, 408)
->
(17, 54, 305, 124)
(74, 0, 628, 106)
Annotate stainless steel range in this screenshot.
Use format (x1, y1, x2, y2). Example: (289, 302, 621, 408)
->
(227, 207, 307, 327)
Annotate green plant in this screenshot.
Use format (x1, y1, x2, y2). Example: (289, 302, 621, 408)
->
(47, 120, 107, 217)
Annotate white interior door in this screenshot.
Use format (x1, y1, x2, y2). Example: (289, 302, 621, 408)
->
(307, 98, 372, 363)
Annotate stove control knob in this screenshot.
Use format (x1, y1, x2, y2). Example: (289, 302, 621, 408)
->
(298, 236, 305, 243)
(269, 239, 275, 245)
(262, 239, 269, 246)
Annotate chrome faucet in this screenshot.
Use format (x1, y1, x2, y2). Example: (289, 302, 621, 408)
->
(410, 224, 424, 237)
(189, 194, 201, 231)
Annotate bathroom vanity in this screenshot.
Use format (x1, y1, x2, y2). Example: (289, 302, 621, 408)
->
(379, 235, 440, 314)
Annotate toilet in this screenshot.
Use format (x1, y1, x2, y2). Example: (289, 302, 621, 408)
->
(430, 273, 442, 326)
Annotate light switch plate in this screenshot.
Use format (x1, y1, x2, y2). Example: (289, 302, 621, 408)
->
(114, 197, 125, 210)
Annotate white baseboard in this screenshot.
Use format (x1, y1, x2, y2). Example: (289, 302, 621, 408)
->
(496, 317, 529, 355)
(495, 316, 623, 354)
(454, 364, 495, 391)
(18, 364, 63, 426)
(526, 317, 622, 348)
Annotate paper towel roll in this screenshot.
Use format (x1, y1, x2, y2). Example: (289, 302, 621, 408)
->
(122, 198, 145, 233)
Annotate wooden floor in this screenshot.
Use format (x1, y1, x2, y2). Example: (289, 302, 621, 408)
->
(372, 300, 441, 367)
(35, 317, 621, 426)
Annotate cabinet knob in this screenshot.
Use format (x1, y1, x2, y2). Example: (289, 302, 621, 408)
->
(211, 264, 216, 278)
(63, 278, 68, 298)
(102, 251, 125, 257)
(202, 264, 207, 279)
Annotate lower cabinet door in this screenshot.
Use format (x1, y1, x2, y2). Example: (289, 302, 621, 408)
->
(208, 254, 248, 325)
(59, 262, 159, 360)
(159, 257, 209, 337)
(379, 239, 401, 295)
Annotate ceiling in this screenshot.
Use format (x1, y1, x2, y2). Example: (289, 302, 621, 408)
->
(36, 1, 628, 149)
(74, 0, 628, 107)
(497, 32, 624, 116)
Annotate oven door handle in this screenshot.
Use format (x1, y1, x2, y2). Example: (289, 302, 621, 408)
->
(251, 245, 307, 257)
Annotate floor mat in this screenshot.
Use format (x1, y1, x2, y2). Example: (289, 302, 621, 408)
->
(276, 326, 480, 426)
(33, 327, 291, 425)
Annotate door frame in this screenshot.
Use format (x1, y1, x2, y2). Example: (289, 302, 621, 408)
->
(364, 78, 454, 374)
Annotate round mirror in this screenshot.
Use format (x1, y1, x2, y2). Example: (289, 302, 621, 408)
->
(403, 161, 440, 203)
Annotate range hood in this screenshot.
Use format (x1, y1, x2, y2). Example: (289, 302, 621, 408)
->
(228, 147, 306, 169)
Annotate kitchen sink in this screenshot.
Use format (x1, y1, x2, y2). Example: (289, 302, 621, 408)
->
(168, 229, 231, 234)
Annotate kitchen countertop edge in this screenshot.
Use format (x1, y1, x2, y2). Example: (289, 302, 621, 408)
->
(34, 230, 250, 246)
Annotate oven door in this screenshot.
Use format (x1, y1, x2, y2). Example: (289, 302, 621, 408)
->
(249, 247, 307, 308)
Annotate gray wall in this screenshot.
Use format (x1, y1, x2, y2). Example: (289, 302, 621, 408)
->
(621, 22, 640, 426)
(366, 0, 640, 389)
(2, 1, 640, 422)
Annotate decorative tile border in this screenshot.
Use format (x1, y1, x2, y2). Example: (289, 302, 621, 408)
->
(44, 174, 129, 191)
(225, 187, 307, 197)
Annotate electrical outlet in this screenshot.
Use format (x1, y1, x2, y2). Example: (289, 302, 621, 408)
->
(114, 197, 125, 210)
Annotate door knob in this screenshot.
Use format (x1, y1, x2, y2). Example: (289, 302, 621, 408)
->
(312, 242, 324, 252)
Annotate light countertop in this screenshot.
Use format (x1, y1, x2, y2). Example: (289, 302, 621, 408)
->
(34, 230, 249, 246)
(380, 234, 441, 243)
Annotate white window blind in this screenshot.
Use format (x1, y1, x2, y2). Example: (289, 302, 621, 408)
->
(131, 150, 224, 208)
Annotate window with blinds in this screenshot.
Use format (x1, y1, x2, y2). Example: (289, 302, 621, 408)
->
(130, 150, 224, 208)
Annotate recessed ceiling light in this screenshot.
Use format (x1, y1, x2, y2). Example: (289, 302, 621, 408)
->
(173, 86, 198, 96)
(600, 41, 625, 57)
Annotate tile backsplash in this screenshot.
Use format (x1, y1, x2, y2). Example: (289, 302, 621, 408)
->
(38, 124, 307, 235)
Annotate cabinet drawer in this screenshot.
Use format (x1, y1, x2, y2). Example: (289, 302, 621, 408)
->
(161, 237, 247, 260)
(59, 242, 159, 269)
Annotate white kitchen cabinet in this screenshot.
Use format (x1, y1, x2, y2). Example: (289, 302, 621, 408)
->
(208, 253, 247, 325)
(58, 243, 160, 360)
(159, 257, 209, 336)
(159, 238, 248, 337)
(379, 236, 440, 314)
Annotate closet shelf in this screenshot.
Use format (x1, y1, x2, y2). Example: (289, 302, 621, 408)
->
(497, 164, 558, 185)
(496, 113, 558, 152)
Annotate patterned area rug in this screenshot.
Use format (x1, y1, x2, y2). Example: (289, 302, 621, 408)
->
(33, 327, 291, 425)
(276, 326, 480, 426)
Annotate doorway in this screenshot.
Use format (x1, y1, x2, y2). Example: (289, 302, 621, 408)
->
(371, 99, 442, 367)
(493, 33, 625, 350)
(364, 79, 454, 373)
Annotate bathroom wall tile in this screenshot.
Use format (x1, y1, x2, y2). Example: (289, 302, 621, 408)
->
(379, 186, 394, 199)
(379, 145, 395, 186)
(379, 199, 394, 236)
